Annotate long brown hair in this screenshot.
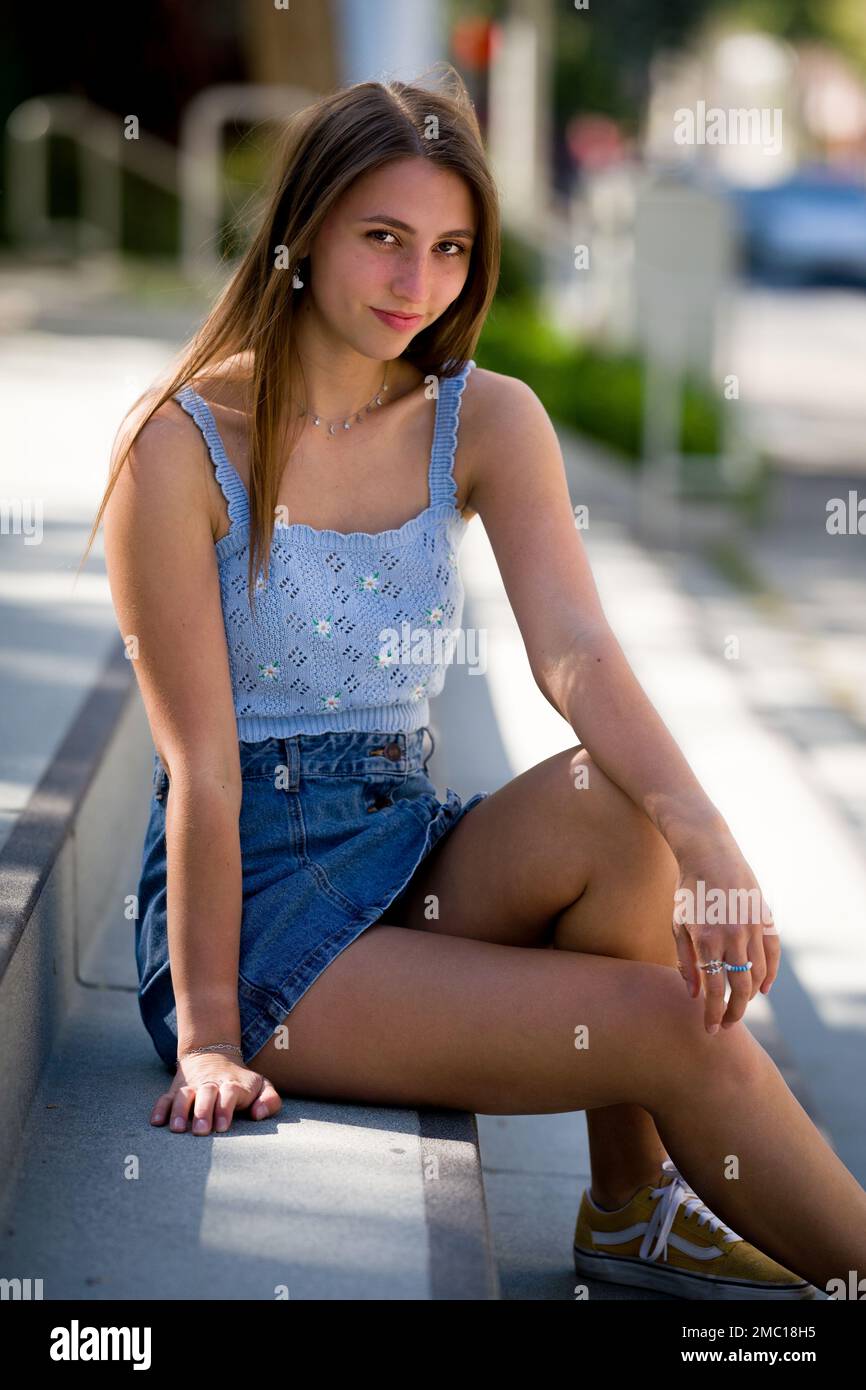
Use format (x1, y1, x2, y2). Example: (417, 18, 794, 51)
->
(79, 63, 500, 611)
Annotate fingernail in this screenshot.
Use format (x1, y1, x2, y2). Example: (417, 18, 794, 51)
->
(171, 1117, 185, 1131)
(215, 1116, 229, 1132)
(707, 1024, 719, 1034)
(193, 1118, 208, 1133)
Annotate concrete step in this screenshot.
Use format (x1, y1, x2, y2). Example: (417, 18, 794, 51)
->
(0, 646, 499, 1300)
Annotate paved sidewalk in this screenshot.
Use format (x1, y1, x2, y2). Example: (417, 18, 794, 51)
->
(0, 259, 210, 853)
(719, 466, 866, 826)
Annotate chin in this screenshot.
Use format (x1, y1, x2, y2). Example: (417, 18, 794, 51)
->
(354, 333, 403, 360)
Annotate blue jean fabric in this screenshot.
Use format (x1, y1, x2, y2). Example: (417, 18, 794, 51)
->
(135, 727, 489, 1072)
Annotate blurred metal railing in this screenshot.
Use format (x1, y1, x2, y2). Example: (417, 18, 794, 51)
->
(176, 83, 315, 283)
(5, 95, 177, 262)
(4, 85, 318, 284)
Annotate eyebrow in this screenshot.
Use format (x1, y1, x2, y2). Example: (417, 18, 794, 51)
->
(357, 214, 476, 240)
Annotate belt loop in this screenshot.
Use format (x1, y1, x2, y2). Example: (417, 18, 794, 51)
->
(281, 736, 301, 791)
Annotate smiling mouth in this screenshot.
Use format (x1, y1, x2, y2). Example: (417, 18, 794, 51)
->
(372, 308, 423, 319)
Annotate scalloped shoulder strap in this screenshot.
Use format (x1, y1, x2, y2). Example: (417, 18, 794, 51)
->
(427, 359, 476, 507)
(173, 386, 250, 530)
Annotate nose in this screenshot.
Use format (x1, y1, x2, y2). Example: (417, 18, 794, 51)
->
(391, 252, 430, 305)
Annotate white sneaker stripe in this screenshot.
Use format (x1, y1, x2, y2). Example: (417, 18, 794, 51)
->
(593, 1221, 723, 1260)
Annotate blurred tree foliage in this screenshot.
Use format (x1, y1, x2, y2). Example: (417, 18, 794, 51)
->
(479, 0, 866, 143)
(547, 0, 725, 135)
(717, 0, 866, 71)
(495, 224, 542, 302)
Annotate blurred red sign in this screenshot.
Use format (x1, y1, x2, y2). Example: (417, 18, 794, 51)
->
(452, 16, 498, 71)
(567, 114, 627, 169)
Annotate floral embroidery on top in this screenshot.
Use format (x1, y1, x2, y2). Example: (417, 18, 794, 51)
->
(357, 572, 380, 592)
(259, 661, 281, 680)
(320, 691, 342, 710)
(312, 616, 333, 637)
(373, 642, 398, 668)
(424, 604, 445, 625)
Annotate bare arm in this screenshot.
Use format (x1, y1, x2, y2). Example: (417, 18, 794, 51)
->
(467, 371, 728, 855)
(467, 371, 779, 1029)
(103, 400, 246, 1059)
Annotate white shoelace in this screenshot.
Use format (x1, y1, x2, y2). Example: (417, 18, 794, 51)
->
(640, 1158, 744, 1263)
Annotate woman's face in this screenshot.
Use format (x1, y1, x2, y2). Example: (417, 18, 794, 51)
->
(303, 156, 477, 357)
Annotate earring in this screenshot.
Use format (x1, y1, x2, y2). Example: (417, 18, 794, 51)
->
(292, 255, 307, 289)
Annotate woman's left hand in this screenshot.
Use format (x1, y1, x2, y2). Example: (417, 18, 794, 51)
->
(671, 840, 780, 1034)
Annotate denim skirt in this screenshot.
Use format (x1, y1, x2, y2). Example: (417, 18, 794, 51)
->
(134, 726, 489, 1072)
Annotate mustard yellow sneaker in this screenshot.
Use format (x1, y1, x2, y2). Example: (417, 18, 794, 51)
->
(573, 1159, 820, 1299)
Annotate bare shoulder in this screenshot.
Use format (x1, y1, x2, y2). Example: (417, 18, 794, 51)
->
(463, 365, 544, 432)
(104, 393, 218, 540)
(101, 389, 244, 790)
(461, 366, 557, 511)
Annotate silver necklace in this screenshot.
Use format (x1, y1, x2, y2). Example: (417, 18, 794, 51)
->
(298, 363, 390, 439)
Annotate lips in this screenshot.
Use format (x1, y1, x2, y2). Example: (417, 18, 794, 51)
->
(371, 307, 423, 330)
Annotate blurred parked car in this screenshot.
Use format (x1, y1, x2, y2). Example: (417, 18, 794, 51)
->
(727, 168, 866, 288)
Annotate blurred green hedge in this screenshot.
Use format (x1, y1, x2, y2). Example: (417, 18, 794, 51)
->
(475, 296, 720, 463)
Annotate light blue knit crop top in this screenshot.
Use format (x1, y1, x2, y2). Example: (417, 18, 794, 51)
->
(174, 359, 476, 740)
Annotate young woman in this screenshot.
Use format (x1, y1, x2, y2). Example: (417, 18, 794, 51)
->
(86, 70, 866, 1300)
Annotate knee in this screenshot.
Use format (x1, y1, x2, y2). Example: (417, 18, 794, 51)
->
(639, 963, 766, 1095)
(562, 749, 680, 934)
(569, 750, 676, 866)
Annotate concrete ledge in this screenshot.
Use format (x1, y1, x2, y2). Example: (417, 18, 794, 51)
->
(0, 642, 146, 1181)
(0, 950, 500, 1298)
(0, 643, 499, 1299)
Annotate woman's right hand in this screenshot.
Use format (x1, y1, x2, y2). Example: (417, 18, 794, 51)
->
(150, 1050, 282, 1135)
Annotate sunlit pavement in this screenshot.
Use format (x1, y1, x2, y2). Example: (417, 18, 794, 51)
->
(728, 285, 866, 472)
(0, 332, 172, 851)
(2, 288, 862, 1299)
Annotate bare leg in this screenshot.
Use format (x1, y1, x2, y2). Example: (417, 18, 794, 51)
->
(247, 923, 866, 1291)
(387, 745, 686, 1203)
(549, 755, 684, 1207)
(649, 1027, 866, 1291)
(339, 744, 866, 1284)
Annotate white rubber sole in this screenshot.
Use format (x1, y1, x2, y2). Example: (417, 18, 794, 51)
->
(573, 1246, 821, 1300)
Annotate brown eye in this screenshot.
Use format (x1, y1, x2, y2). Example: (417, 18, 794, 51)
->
(367, 229, 398, 246)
